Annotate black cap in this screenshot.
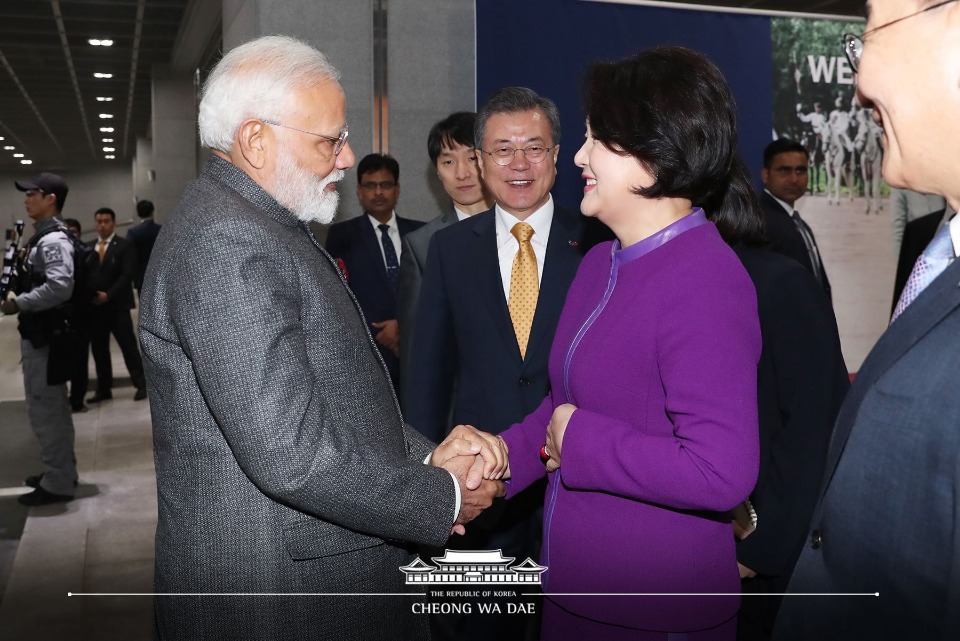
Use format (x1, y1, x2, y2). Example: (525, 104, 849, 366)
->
(15, 172, 69, 203)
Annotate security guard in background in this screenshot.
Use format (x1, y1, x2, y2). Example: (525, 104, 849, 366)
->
(0, 172, 78, 506)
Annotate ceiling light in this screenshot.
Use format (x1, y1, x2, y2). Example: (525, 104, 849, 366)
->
(100, 127, 114, 133)
(103, 147, 115, 152)
(96, 96, 113, 102)
(0, 136, 4, 140)
(102, 138, 114, 143)
(3, 146, 13, 150)
(13, 153, 24, 158)
(105, 155, 115, 159)
(20, 160, 33, 165)
(93, 72, 113, 79)
(89, 39, 114, 47)
(99, 114, 113, 119)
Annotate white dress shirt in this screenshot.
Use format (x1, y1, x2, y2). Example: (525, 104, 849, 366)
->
(495, 197, 554, 302)
(366, 211, 402, 269)
(948, 211, 960, 258)
(453, 207, 472, 222)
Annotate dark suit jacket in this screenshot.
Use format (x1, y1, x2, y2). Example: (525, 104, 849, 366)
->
(325, 213, 424, 385)
(396, 209, 457, 407)
(733, 246, 849, 586)
(89, 235, 136, 310)
(125, 218, 161, 291)
(892, 209, 944, 314)
(405, 204, 588, 444)
(760, 191, 832, 300)
(140, 155, 453, 641)
(774, 244, 960, 641)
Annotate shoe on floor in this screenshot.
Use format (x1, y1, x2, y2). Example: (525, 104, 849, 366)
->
(72, 403, 89, 413)
(24, 474, 78, 489)
(87, 392, 112, 403)
(18, 487, 74, 506)
(134, 387, 148, 401)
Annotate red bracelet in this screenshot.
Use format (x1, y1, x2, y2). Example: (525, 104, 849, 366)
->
(539, 444, 551, 463)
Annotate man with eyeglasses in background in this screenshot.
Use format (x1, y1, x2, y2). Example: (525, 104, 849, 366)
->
(406, 87, 606, 641)
(773, 2, 960, 639)
(760, 138, 832, 300)
(325, 153, 424, 390)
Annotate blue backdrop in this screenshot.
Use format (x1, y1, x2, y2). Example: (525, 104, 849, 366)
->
(477, 0, 773, 211)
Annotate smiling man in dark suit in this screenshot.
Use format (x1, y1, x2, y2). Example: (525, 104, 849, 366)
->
(86, 206, 146, 402)
(325, 153, 423, 389)
(406, 86, 603, 641)
(773, 2, 960, 639)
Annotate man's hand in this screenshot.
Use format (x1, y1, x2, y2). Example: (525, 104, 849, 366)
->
(0, 298, 18, 316)
(372, 319, 400, 356)
(442, 453, 505, 536)
(93, 291, 109, 305)
(432, 425, 509, 487)
(544, 403, 576, 473)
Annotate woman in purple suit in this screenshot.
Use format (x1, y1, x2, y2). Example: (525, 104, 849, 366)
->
(498, 47, 761, 639)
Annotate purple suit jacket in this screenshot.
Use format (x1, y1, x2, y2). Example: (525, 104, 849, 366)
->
(502, 220, 760, 633)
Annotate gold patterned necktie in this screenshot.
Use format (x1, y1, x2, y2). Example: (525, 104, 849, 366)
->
(508, 222, 539, 359)
(98, 239, 106, 262)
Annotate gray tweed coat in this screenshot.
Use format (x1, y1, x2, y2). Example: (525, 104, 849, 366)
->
(139, 155, 455, 641)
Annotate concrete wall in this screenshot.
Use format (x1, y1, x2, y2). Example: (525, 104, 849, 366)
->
(220, 0, 477, 224)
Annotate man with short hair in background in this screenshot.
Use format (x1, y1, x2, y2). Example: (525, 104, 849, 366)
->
(397, 111, 492, 408)
(759, 138, 832, 300)
(325, 153, 424, 389)
(125, 199, 161, 296)
(1, 173, 78, 506)
(86, 207, 147, 403)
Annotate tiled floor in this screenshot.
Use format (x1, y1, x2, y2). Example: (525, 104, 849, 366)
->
(0, 316, 155, 641)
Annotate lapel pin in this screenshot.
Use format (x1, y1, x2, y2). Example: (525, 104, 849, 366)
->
(567, 240, 579, 247)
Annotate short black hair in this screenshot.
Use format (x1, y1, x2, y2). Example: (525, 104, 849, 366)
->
(357, 153, 399, 183)
(427, 112, 477, 165)
(62, 217, 82, 235)
(136, 199, 155, 218)
(475, 87, 561, 149)
(763, 138, 808, 168)
(94, 207, 116, 220)
(582, 46, 763, 245)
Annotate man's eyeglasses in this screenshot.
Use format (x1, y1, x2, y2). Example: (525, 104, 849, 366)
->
(481, 145, 556, 166)
(359, 180, 397, 192)
(261, 119, 349, 155)
(842, 0, 957, 73)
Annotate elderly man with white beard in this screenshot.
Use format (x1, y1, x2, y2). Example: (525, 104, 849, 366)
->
(138, 35, 507, 641)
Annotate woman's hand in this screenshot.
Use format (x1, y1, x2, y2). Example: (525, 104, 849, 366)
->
(544, 403, 577, 472)
(432, 424, 510, 485)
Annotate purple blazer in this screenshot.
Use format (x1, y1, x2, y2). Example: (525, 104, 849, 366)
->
(501, 215, 761, 633)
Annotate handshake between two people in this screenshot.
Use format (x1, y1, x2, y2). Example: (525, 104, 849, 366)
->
(430, 424, 509, 536)
(427, 403, 578, 536)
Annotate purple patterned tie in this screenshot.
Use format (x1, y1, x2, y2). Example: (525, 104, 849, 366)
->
(891, 224, 955, 323)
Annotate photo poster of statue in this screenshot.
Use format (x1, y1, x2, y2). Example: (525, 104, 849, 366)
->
(772, 16, 896, 372)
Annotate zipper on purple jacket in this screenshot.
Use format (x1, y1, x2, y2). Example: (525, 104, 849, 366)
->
(543, 246, 619, 585)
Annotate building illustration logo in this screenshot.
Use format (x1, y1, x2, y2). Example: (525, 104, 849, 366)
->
(399, 549, 547, 585)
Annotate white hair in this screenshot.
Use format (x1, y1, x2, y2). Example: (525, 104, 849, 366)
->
(198, 35, 340, 152)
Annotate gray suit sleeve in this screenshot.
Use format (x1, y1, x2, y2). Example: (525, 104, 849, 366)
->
(173, 222, 455, 547)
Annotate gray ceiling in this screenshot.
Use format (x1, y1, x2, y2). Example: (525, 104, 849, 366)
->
(0, 0, 864, 174)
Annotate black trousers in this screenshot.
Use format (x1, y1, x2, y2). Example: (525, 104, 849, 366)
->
(90, 305, 145, 393)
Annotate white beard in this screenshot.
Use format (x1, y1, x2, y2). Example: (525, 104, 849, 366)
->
(272, 148, 343, 225)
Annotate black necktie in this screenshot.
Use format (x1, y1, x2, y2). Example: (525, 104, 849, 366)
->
(792, 211, 825, 286)
(378, 223, 399, 291)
